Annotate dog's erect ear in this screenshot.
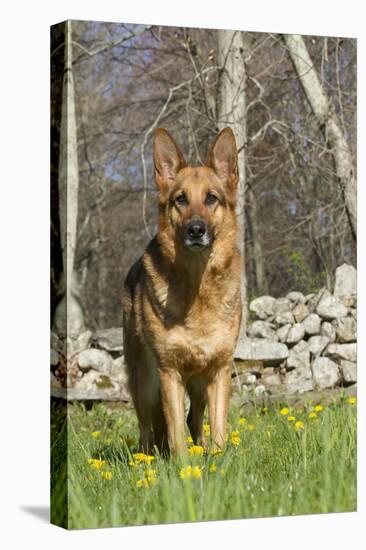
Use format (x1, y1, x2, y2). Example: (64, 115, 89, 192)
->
(153, 128, 186, 191)
(206, 128, 238, 191)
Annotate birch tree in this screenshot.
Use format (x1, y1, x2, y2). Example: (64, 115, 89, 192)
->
(217, 30, 248, 331)
(283, 34, 357, 241)
(52, 20, 86, 344)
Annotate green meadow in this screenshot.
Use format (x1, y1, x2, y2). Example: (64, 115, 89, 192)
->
(51, 395, 356, 529)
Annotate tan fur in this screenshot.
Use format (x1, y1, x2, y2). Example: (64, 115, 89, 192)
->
(122, 127, 242, 456)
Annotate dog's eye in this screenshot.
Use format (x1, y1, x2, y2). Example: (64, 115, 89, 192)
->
(205, 193, 218, 206)
(175, 193, 188, 206)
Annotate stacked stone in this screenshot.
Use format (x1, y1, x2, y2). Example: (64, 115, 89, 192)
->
(233, 263, 357, 396)
(51, 327, 130, 402)
(51, 263, 356, 401)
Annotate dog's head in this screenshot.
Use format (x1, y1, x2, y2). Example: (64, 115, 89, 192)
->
(153, 127, 239, 254)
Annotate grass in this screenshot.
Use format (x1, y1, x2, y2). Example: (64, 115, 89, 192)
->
(51, 395, 357, 529)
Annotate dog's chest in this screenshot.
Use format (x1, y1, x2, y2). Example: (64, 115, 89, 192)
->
(145, 260, 241, 371)
(160, 302, 239, 372)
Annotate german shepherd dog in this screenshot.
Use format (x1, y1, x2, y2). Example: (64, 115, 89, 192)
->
(122, 127, 242, 456)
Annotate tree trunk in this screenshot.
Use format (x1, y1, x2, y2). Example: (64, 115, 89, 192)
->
(217, 30, 248, 333)
(284, 34, 357, 241)
(52, 20, 86, 342)
(246, 185, 268, 295)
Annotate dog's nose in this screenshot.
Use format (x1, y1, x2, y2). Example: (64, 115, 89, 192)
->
(186, 220, 206, 240)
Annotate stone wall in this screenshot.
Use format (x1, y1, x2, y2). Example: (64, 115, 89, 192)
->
(51, 263, 356, 403)
(233, 263, 356, 400)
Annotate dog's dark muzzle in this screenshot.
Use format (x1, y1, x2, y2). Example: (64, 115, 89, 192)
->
(183, 219, 211, 250)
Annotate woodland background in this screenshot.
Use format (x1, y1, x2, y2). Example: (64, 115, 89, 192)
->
(50, 21, 356, 333)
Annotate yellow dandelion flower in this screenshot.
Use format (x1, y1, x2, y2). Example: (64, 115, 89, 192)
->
(294, 421, 305, 431)
(179, 466, 191, 479)
(101, 471, 112, 480)
(192, 466, 202, 478)
(180, 465, 202, 480)
(132, 453, 155, 464)
(136, 470, 156, 488)
(188, 445, 205, 457)
(231, 430, 240, 437)
(347, 397, 356, 406)
(145, 469, 157, 480)
(132, 453, 146, 462)
(144, 469, 157, 485)
(91, 431, 101, 438)
(136, 478, 149, 488)
(238, 418, 246, 425)
(209, 463, 217, 473)
(287, 416, 296, 422)
(314, 405, 324, 412)
(203, 423, 210, 436)
(280, 407, 289, 416)
(88, 458, 106, 470)
(230, 434, 241, 446)
(246, 424, 255, 431)
(308, 412, 317, 419)
(186, 436, 193, 445)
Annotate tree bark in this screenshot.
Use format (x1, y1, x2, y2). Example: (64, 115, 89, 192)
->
(246, 185, 268, 295)
(52, 20, 86, 340)
(217, 30, 248, 333)
(284, 34, 357, 241)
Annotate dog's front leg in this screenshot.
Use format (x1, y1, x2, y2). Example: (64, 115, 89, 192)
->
(158, 368, 187, 457)
(206, 364, 232, 450)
